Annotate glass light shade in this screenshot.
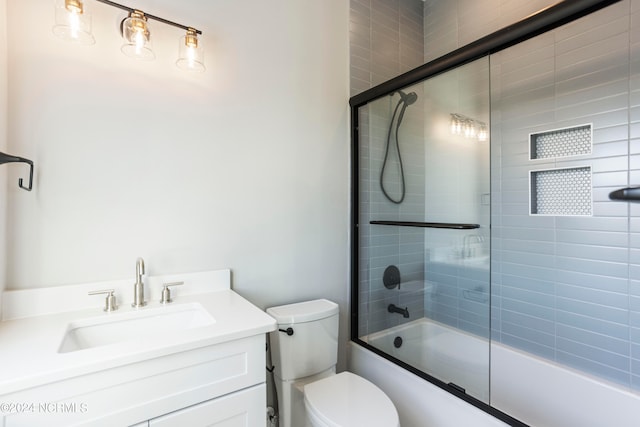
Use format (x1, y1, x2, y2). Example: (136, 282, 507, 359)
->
(450, 115, 458, 134)
(176, 29, 205, 72)
(478, 125, 488, 142)
(121, 11, 155, 61)
(52, 0, 95, 45)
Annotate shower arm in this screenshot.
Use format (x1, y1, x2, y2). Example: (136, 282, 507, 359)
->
(609, 187, 640, 202)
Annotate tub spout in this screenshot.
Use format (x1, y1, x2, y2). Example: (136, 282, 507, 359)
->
(388, 304, 409, 318)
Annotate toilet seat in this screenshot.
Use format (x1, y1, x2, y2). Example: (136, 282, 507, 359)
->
(304, 372, 400, 427)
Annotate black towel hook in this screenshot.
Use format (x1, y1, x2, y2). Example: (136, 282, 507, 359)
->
(0, 151, 34, 191)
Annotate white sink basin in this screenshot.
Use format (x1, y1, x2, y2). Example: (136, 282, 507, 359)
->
(58, 303, 216, 353)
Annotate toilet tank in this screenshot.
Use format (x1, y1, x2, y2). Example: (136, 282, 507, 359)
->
(267, 299, 339, 381)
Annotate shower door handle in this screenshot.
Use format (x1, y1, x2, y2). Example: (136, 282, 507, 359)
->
(609, 187, 640, 202)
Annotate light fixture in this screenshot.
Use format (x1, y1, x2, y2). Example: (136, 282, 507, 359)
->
(450, 113, 487, 142)
(120, 10, 154, 60)
(52, 0, 95, 45)
(176, 28, 205, 72)
(53, 0, 205, 71)
(478, 124, 488, 142)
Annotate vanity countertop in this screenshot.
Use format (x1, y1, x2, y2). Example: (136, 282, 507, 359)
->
(0, 270, 276, 396)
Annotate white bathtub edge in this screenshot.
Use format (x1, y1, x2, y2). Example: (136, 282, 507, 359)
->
(348, 341, 508, 427)
(491, 343, 640, 427)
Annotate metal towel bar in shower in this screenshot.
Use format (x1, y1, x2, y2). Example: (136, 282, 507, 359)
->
(370, 220, 480, 229)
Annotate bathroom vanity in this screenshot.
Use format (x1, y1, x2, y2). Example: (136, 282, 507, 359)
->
(0, 269, 276, 426)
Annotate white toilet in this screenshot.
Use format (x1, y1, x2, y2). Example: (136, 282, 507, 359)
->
(267, 299, 400, 427)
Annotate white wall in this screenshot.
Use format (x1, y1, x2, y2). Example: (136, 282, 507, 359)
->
(0, 0, 7, 318)
(4, 0, 349, 359)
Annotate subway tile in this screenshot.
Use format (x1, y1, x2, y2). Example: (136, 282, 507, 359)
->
(502, 250, 556, 269)
(556, 350, 631, 386)
(555, 257, 629, 279)
(557, 310, 630, 340)
(556, 62, 629, 96)
(592, 140, 629, 160)
(499, 226, 556, 242)
(502, 284, 555, 308)
(501, 319, 555, 348)
(555, 79, 629, 112)
(555, 216, 628, 232)
(556, 296, 628, 324)
(631, 310, 640, 329)
(555, 229, 628, 247)
(556, 1, 629, 41)
(502, 262, 558, 281)
(558, 96, 629, 127)
(501, 273, 555, 295)
(557, 19, 630, 61)
(500, 332, 555, 361)
(556, 32, 630, 72)
(630, 265, 640, 281)
(556, 283, 629, 310)
(555, 268, 628, 293)
(502, 309, 555, 334)
(593, 201, 632, 217)
(556, 242, 628, 263)
(502, 296, 555, 321)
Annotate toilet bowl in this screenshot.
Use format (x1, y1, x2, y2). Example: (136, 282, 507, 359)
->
(304, 371, 399, 427)
(267, 299, 400, 427)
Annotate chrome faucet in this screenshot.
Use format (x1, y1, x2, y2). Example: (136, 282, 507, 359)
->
(132, 257, 147, 308)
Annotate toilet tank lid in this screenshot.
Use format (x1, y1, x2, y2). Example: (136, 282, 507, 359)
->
(266, 299, 339, 324)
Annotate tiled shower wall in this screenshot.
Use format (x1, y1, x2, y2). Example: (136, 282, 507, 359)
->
(350, 0, 425, 97)
(424, 0, 640, 391)
(354, 0, 640, 392)
(489, 0, 640, 390)
(423, 0, 561, 62)
(350, 0, 426, 336)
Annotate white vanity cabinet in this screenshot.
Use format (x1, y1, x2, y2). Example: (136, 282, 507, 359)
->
(146, 384, 265, 426)
(3, 334, 267, 427)
(0, 271, 277, 427)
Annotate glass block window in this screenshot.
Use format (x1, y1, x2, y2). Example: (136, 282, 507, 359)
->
(530, 124, 592, 160)
(530, 167, 592, 216)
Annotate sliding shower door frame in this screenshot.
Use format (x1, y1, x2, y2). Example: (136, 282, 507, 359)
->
(349, 1, 621, 426)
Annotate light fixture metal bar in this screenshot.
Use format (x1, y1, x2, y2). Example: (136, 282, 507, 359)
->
(93, 0, 202, 34)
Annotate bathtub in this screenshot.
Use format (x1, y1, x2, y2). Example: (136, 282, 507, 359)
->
(364, 318, 489, 402)
(350, 318, 640, 427)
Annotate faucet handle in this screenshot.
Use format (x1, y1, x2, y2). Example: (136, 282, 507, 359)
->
(88, 289, 118, 312)
(160, 281, 184, 304)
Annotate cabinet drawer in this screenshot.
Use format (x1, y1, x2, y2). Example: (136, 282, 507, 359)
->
(149, 384, 265, 427)
(3, 336, 266, 427)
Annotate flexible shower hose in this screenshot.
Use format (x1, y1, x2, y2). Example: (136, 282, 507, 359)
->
(379, 95, 410, 204)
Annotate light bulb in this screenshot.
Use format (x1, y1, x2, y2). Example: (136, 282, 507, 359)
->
(177, 28, 205, 72)
(464, 121, 473, 138)
(469, 122, 477, 138)
(52, 0, 95, 45)
(121, 11, 155, 60)
(450, 115, 458, 135)
(478, 124, 488, 142)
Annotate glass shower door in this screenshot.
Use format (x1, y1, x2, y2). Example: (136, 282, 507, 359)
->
(356, 57, 491, 403)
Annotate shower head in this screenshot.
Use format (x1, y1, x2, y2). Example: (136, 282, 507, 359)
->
(398, 90, 418, 105)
